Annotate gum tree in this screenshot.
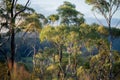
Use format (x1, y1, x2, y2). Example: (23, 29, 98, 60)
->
(85, 0, 120, 79)
(0, 0, 31, 79)
(48, 14, 59, 26)
(57, 1, 84, 26)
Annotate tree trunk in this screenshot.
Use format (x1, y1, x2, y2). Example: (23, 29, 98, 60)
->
(108, 20, 114, 80)
(58, 46, 62, 79)
(57, 45, 66, 79)
(11, 27, 15, 69)
(7, 19, 16, 80)
(59, 46, 62, 63)
(74, 52, 78, 80)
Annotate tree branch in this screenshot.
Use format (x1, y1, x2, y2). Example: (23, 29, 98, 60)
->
(92, 12, 104, 26)
(14, 0, 30, 19)
(11, 0, 15, 18)
(99, 8, 109, 25)
(111, 5, 119, 18)
(14, 0, 18, 15)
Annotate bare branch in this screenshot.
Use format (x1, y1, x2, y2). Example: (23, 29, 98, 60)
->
(11, 0, 15, 18)
(92, 12, 104, 26)
(100, 10, 109, 24)
(14, 0, 18, 15)
(109, 0, 113, 21)
(15, 0, 18, 6)
(111, 5, 119, 18)
(14, 0, 30, 19)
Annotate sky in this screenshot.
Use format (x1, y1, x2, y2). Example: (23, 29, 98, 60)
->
(1, 0, 120, 33)
(20, 0, 120, 26)
(28, 0, 94, 18)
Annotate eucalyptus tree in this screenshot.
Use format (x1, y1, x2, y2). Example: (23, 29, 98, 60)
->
(40, 25, 70, 79)
(66, 29, 81, 79)
(57, 1, 84, 26)
(85, 0, 120, 79)
(19, 12, 42, 34)
(0, 0, 34, 79)
(48, 14, 59, 26)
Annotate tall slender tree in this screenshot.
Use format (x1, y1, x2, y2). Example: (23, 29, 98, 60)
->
(86, 0, 120, 79)
(0, 0, 31, 79)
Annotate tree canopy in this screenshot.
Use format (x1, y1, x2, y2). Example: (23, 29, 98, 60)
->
(57, 1, 84, 26)
(0, 0, 120, 80)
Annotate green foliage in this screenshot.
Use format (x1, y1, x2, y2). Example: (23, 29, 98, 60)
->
(57, 1, 84, 26)
(111, 27, 120, 37)
(97, 25, 109, 36)
(18, 13, 42, 32)
(47, 64, 59, 71)
(48, 14, 59, 24)
(1, 1, 120, 80)
(86, 0, 111, 13)
(40, 25, 55, 42)
(38, 22, 120, 79)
